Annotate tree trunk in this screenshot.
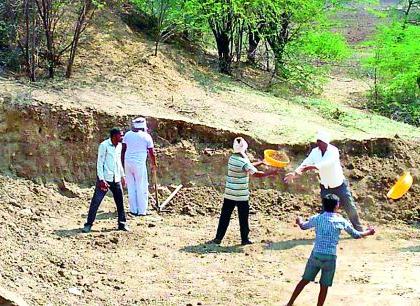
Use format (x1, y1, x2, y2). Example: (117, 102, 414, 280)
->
(22, 0, 37, 81)
(235, 20, 244, 63)
(66, 1, 96, 78)
(215, 32, 232, 74)
(268, 39, 286, 76)
(267, 13, 290, 77)
(247, 28, 260, 64)
(66, 1, 91, 78)
(35, 0, 55, 78)
(403, 0, 414, 28)
(154, 34, 159, 56)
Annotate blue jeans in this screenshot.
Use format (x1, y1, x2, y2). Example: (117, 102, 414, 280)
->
(320, 180, 363, 231)
(85, 178, 126, 227)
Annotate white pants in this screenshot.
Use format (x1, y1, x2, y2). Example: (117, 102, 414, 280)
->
(125, 159, 149, 215)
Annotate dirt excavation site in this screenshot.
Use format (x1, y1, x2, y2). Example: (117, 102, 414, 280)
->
(0, 99, 419, 306)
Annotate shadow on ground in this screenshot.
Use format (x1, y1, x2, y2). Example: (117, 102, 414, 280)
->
(400, 245, 420, 252)
(180, 243, 244, 254)
(264, 238, 314, 251)
(53, 228, 83, 237)
(53, 227, 118, 237)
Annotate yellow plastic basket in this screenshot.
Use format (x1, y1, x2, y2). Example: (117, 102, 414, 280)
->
(264, 149, 290, 168)
(387, 172, 413, 200)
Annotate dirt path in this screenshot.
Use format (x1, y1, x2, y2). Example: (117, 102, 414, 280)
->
(321, 75, 371, 108)
(0, 176, 419, 306)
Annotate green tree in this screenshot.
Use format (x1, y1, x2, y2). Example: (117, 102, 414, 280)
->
(364, 22, 420, 125)
(131, 0, 186, 56)
(363, 0, 420, 125)
(250, 0, 348, 76)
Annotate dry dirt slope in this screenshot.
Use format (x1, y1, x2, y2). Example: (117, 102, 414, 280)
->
(0, 8, 419, 145)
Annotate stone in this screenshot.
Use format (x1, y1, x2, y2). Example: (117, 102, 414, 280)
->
(362, 195, 375, 206)
(56, 178, 79, 198)
(0, 287, 30, 306)
(349, 169, 364, 180)
(32, 177, 44, 186)
(384, 214, 394, 221)
(8, 199, 22, 208)
(68, 287, 82, 296)
(18, 208, 33, 216)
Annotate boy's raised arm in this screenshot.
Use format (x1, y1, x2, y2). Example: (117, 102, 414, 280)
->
(344, 221, 376, 238)
(296, 215, 317, 230)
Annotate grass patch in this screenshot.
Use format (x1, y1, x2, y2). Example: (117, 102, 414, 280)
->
(293, 96, 420, 138)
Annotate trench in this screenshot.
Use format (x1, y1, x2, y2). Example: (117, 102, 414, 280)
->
(0, 95, 419, 223)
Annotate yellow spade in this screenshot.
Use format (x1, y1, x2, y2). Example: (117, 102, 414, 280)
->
(387, 172, 413, 200)
(264, 149, 290, 168)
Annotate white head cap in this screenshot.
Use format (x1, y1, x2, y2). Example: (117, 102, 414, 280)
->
(316, 130, 331, 144)
(233, 137, 248, 158)
(132, 117, 147, 130)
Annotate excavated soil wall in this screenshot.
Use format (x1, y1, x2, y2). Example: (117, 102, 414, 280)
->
(0, 95, 419, 223)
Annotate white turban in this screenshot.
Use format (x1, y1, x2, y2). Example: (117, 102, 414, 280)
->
(233, 137, 248, 158)
(316, 130, 331, 144)
(132, 117, 147, 130)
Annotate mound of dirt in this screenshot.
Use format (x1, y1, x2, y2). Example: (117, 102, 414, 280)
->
(156, 138, 420, 224)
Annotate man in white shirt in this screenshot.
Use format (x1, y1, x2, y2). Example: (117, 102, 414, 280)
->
(284, 130, 363, 231)
(83, 128, 128, 233)
(122, 117, 157, 216)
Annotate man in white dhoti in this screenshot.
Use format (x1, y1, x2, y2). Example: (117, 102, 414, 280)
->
(121, 117, 157, 216)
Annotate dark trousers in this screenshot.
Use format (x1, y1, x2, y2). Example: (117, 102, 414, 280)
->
(320, 180, 363, 231)
(215, 198, 250, 242)
(85, 179, 126, 226)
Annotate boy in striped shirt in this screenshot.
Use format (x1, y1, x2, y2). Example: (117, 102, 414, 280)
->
(287, 194, 375, 306)
(208, 137, 280, 246)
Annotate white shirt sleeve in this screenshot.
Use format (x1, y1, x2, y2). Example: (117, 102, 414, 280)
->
(97, 142, 106, 181)
(295, 149, 316, 173)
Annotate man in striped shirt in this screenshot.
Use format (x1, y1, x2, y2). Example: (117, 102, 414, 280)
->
(286, 194, 375, 306)
(208, 137, 280, 246)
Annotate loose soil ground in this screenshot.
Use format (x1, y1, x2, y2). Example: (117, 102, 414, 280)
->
(0, 174, 419, 306)
(0, 5, 418, 305)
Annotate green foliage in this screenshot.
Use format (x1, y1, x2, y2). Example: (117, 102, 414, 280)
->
(244, 0, 350, 90)
(0, 20, 9, 47)
(364, 22, 420, 126)
(299, 31, 350, 61)
(127, 0, 352, 79)
(130, 0, 183, 28)
(0, 2, 17, 48)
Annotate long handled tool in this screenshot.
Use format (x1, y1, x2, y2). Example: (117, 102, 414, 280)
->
(159, 184, 183, 211)
(152, 168, 160, 212)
